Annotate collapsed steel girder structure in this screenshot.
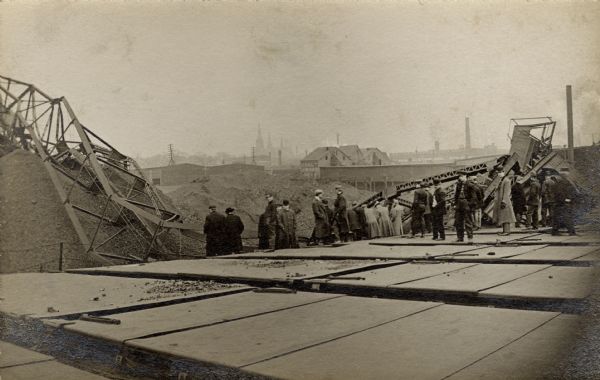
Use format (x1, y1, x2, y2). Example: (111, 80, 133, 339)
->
(356, 117, 581, 227)
(0, 75, 202, 264)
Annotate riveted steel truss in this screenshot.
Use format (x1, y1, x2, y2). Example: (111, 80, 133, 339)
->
(0, 75, 202, 264)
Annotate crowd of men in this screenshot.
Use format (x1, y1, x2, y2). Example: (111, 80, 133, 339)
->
(203, 168, 578, 255)
(310, 186, 407, 245)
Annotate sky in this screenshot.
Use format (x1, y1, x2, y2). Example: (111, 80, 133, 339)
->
(1, 1, 599, 158)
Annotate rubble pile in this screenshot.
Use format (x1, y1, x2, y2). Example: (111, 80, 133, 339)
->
(168, 171, 373, 240)
(0, 150, 100, 273)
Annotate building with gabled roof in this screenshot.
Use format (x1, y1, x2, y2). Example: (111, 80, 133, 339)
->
(300, 145, 391, 179)
(300, 146, 354, 178)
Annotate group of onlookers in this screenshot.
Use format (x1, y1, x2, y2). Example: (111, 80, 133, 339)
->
(203, 167, 578, 255)
(409, 174, 485, 243)
(311, 186, 408, 245)
(490, 168, 577, 236)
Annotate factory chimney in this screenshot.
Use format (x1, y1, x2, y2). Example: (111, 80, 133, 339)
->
(566, 85, 575, 164)
(465, 117, 471, 151)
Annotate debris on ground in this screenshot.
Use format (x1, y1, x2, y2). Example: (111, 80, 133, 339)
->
(139, 279, 243, 301)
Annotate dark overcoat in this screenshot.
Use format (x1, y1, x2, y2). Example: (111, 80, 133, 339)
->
(312, 198, 330, 239)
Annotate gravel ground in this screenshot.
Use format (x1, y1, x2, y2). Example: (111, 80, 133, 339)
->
(0, 150, 101, 273)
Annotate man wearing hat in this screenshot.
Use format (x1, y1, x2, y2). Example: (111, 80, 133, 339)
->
(454, 171, 475, 243)
(203, 205, 226, 256)
(312, 189, 331, 245)
(334, 185, 350, 242)
(223, 207, 244, 254)
(411, 181, 428, 238)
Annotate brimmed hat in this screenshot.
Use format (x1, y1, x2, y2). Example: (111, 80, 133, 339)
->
(225, 207, 235, 213)
(208, 205, 217, 210)
(315, 189, 323, 195)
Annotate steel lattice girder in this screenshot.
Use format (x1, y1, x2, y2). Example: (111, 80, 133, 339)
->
(0, 75, 203, 263)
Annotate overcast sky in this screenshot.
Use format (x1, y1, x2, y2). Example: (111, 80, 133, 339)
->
(1, 1, 599, 157)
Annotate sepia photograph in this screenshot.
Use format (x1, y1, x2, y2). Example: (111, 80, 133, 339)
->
(0, 1, 599, 379)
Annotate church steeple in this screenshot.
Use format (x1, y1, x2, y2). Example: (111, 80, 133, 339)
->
(267, 131, 273, 154)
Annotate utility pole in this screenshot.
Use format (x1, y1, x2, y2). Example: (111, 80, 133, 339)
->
(168, 144, 175, 166)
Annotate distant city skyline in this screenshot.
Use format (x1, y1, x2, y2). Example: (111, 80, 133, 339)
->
(2, 2, 598, 157)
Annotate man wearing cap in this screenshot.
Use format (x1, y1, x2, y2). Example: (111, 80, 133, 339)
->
(347, 201, 362, 241)
(203, 205, 226, 256)
(312, 189, 330, 245)
(223, 207, 244, 254)
(411, 182, 428, 238)
(334, 186, 350, 242)
(454, 171, 475, 243)
(431, 179, 446, 240)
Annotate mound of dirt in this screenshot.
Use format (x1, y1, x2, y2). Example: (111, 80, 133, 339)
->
(0, 150, 104, 273)
(168, 172, 373, 240)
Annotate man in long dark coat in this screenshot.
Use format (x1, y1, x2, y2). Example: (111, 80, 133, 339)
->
(312, 189, 330, 245)
(411, 182, 428, 238)
(552, 170, 577, 236)
(258, 213, 270, 250)
(354, 202, 368, 240)
(334, 186, 350, 242)
(276, 200, 298, 249)
(223, 207, 244, 254)
(431, 179, 446, 240)
(526, 175, 541, 230)
(423, 183, 433, 233)
(454, 172, 476, 243)
(322, 199, 336, 243)
(347, 201, 362, 241)
(203, 205, 226, 256)
(264, 194, 278, 249)
(511, 177, 527, 227)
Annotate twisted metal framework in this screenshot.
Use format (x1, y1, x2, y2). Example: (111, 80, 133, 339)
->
(0, 75, 202, 264)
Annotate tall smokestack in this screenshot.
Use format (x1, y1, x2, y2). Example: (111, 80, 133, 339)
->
(465, 117, 471, 150)
(434, 140, 440, 152)
(278, 149, 282, 166)
(566, 85, 575, 163)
